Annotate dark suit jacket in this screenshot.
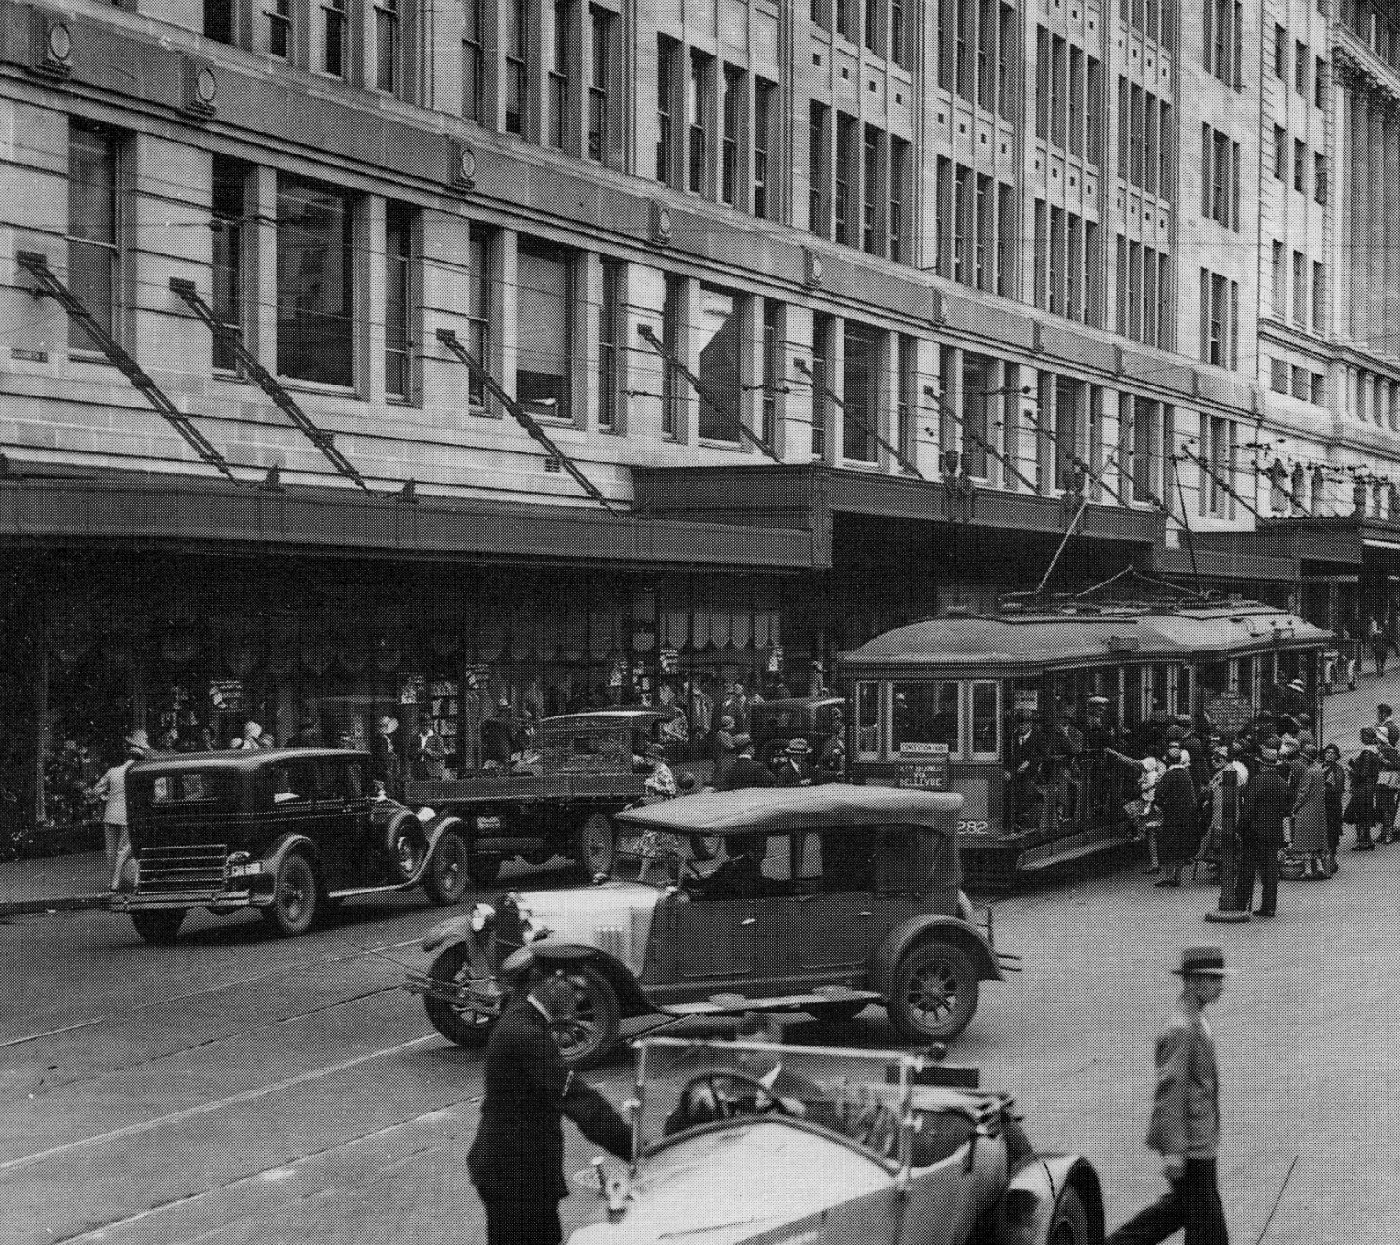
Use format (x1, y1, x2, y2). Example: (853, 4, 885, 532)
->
(722, 755, 776, 790)
(467, 996, 631, 1205)
(411, 730, 447, 780)
(1242, 767, 1293, 850)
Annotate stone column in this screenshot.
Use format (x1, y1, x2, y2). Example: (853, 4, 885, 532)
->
(1350, 87, 1366, 342)
(1387, 106, 1400, 346)
(1369, 95, 1386, 347)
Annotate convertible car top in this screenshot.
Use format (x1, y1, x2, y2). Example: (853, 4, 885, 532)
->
(613, 783, 963, 836)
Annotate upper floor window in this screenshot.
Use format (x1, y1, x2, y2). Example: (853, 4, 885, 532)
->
(205, 0, 234, 44)
(67, 122, 123, 354)
(697, 285, 745, 442)
(320, 0, 347, 76)
(657, 36, 679, 184)
(385, 202, 414, 400)
(375, 0, 401, 93)
(843, 322, 881, 463)
(1205, 0, 1242, 87)
(688, 52, 713, 195)
(517, 239, 574, 421)
(753, 78, 776, 219)
(588, 7, 615, 163)
(466, 226, 491, 409)
(809, 102, 830, 238)
(721, 65, 743, 207)
(211, 156, 249, 373)
(662, 275, 683, 438)
(549, 0, 572, 149)
(462, 0, 484, 122)
(505, 0, 528, 135)
(598, 258, 621, 432)
(266, 0, 291, 57)
(276, 174, 355, 387)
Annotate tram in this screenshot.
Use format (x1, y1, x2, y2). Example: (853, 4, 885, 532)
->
(838, 600, 1332, 887)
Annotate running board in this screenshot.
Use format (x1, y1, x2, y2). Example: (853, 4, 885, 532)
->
(662, 988, 882, 1017)
(1018, 832, 1134, 871)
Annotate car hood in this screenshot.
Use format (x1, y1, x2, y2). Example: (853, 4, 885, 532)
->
(569, 1121, 889, 1244)
(518, 882, 664, 978)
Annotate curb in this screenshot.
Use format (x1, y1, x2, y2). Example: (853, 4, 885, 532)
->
(0, 894, 110, 918)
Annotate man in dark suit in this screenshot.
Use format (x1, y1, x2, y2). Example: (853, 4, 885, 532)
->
(468, 950, 633, 1245)
(410, 722, 448, 780)
(1240, 752, 1292, 917)
(722, 740, 776, 790)
(1006, 711, 1048, 830)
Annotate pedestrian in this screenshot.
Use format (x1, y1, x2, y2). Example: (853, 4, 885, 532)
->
(641, 741, 677, 798)
(410, 719, 447, 780)
(481, 699, 516, 768)
(1241, 751, 1291, 917)
(1346, 726, 1383, 850)
(1105, 947, 1231, 1245)
(1374, 705, 1400, 844)
(90, 729, 148, 887)
(467, 949, 632, 1245)
(1321, 743, 1346, 871)
(1290, 746, 1330, 878)
(1177, 716, 1209, 793)
(1199, 747, 1248, 872)
(774, 737, 813, 786)
(721, 739, 776, 790)
(710, 715, 744, 787)
(1007, 709, 1049, 831)
(370, 714, 401, 796)
(1109, 747, 1165, 873)
(1370, 617, 1388, 677)
(1154, 745, 1198, 887)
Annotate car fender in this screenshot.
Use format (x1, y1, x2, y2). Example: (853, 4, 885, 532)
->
(533, 943, 651, 1013)
(868, 915, 1003, 991)
(421, 911, 479, 954)
(993, 1155, 1105, 1245)
(262, 833, 323, 882)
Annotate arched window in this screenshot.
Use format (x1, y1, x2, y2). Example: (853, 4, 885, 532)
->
(1291, 464, 1306, 513)
(1269, 459, 1288, 514)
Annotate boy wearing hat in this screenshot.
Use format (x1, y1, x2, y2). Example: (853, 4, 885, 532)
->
(1107, 947, 1230, 1245)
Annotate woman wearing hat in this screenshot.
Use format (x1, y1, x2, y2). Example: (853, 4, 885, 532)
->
(1291, 744, 1330, 878)
(1346, 727, 1383, 850)
(1321, 743, 1346, 870)
(774, 737, 813, 787)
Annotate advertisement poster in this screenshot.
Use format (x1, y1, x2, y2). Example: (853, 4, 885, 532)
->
(208, 679, 244, 713)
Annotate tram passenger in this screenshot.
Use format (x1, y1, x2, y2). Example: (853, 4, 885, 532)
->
(1078, 696, 1118, 821)
(1007, 709, 1049, 832)
(1049, 704, 1084, 825)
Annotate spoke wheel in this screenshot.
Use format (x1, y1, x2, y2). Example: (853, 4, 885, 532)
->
(261, 852, 319, 938)
(423, 830, 470, 905)
(550, 962, 620, 1069)
(888, 942, 979, 1042)
(423, 945, 495, 1047)
(1048, 1187, 1091, 1245)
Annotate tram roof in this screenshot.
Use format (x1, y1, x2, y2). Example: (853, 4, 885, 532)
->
(840, 603, 1333, 674)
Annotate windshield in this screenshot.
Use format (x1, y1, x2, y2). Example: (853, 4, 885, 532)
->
(635, 1038, 928, 1163)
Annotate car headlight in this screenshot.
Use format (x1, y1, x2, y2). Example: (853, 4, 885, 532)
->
(470, 902, 495, 933)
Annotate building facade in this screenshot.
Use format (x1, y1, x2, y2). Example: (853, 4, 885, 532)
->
(3, 0, 1400, 834)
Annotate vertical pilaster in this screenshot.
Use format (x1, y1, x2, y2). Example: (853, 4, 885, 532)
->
(579, 251, 603, 432)
(497, 227, 518, 420)
(363, 194, 387, 404)
(776, 302, 811, 462)
(253, 167, 279, 378)
(1368, 97, 1386, 347)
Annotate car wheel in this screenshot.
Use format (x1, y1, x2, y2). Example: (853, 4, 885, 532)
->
(423, 830, 470, 905)
(130, 910, 186, 945)
(391, 824, 427, 883)
(423, 945, 495, 1048)
(1046, 1186, 1091, 1245)
(552, 963, 621, 1069)
(887, 941, 979, 1042)
(574, 813, 617, 878)
(469, 854, 502, 888)
(261, 852, 320, 938)
(807, 1001, 868, 1024)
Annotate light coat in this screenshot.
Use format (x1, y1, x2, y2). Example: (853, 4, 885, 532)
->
(1145, 1004, 1220, 1160)
(1290, 760, 1329, 853)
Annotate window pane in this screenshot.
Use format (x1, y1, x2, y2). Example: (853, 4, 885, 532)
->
(68, 125, 118, 351)
(517, 241, 572, 420)
(971, 681, 999, 754)
(843, 323, 880, 462)
(856, 681, 880, 757)
(891, 681, 961, 753)
(211, 158, 245, 371)
(697, 285, 741, 441)
(276, 175, 354, 386)
(385, 205, 412, 398)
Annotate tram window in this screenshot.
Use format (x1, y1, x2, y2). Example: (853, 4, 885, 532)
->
(1175, 665, 1192, 718)
(891, 681, 961, 754)
(856, 681, 881, 759)
(970, 681, 999, 757)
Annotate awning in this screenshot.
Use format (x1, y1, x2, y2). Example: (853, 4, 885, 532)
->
(633, 463, 1159, 567)
(0, 469, 815, 570)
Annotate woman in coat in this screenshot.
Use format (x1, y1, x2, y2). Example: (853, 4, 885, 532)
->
(1347, 726, 1383, 850)
(1321, 743, 1346, 870)
(1290, 747, 1330, 878)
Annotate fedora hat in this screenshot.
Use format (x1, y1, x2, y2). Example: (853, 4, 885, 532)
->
(124, 728, 150, 751)
(785, 738, 812, 754)
(1172, 946, 1233, 977)
(1287, 678, 1305, 692)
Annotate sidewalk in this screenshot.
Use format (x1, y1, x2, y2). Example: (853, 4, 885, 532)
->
(2, 664, 1398, 918)
(0, 850, 110, 917)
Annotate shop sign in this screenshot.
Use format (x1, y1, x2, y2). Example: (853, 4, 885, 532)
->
(399, 673, 426, 705)
(1205, 692, 1254, 733)
(767, 645, 783, 673)
(209, 679, 243, 712)
(1014, 690, 1039, 714)
(660, 648, 679, 674)
(897, 741, 949, 791)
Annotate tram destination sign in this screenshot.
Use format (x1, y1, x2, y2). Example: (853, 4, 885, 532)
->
(898, 742, 950, 790)
(1205, 692, 1255, 734)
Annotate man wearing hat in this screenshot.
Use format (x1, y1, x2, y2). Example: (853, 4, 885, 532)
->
(1240, 747, 1292, 916)
(709, 715, 746, 787)
(774, 737, 813, 787)
(468, 947, 632, 1245)
(1107, 947, 1230, 1245)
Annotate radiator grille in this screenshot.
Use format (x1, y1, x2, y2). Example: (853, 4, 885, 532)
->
(137, 844, 228, 893)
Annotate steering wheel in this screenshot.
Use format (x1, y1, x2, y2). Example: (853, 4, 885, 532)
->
(675, 1072, 791, 1128)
